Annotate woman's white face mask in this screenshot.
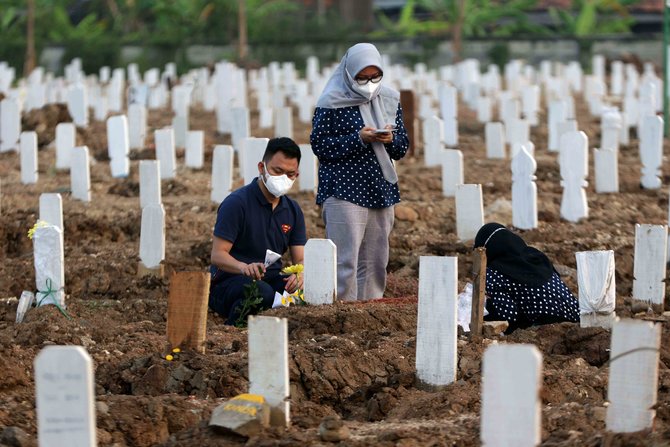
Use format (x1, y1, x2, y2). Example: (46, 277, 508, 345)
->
(262, 163, 295, 197)
(351, 80, 380, 100)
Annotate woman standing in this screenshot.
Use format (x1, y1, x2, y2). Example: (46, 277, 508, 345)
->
(310, 43, 409, 301)
(474, 223, 580, 332)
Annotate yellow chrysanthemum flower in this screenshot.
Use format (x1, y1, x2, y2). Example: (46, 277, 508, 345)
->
(165, 354, 174, 361)
(27, 220, 49, 239)
(172, 347, 181, 353)
(281, 264, 304, 275)
(281, 297, 287, 306)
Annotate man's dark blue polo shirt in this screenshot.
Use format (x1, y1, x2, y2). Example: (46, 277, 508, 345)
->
(210, 178, 307, 283)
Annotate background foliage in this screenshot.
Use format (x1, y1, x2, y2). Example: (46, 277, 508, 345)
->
(0, 0, 646, 74)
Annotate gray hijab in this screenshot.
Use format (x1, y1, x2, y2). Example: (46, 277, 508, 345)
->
(316, 43, 400, 183)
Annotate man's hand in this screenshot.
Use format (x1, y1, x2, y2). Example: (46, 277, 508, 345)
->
(240, 262, 266, 280)
(283, 273, 303, 294)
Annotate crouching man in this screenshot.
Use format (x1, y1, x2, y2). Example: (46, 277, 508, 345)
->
(209, 137, 306, 325)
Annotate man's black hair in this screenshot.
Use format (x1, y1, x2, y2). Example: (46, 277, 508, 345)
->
(262, 137, 301, 164)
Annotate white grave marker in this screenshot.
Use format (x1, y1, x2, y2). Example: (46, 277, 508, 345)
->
(20, 131, 38, 184)
(481, 344, 542, 447)
(39, 193, 64, 231)
(559, 131, 588, 222)
(128, 104, 147, 150)
(304, 239, 337, 305)
(274, 107, 293, 139)
(35, 346, 96, 447)
(441, 149, 463, 197)
(71, 146, 91, 202)
(606, 319, 661, 433)
(422, 116, 444, 167)
(55, 123, 76, 170)
(107, 115, 130, 178)
(155, 128, 177, 180)
(0, 98, 20, 152)
(594, 147, 619, 193)
(231, 107, 250, 152)
(511, 147, 538, 230)
(139, 160, 162, 208)
(639, 115, 663, 190)
(455, 184, 484, 241)
(248, 316, 290, 427)
(485, 122, 505, 159)
(576, 250, 616, 328)
(33, 225, 65, 308)
(416, 256, 457, 388)
(242, 138, 269, 185)
(139, 204, 166, 270)
(298, 144, 318, 192)
(185, 130, 204, 169)
(632, 224, 667, 307)
(548, 100, 568, 152)
(67, 83, 88, 127)
(211, 145, 234, 204)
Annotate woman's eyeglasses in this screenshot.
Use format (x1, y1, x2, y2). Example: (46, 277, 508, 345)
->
(354, 72, 383, 85)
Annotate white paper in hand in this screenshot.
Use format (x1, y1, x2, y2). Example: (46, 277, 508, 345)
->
(264, 249, 281, 268)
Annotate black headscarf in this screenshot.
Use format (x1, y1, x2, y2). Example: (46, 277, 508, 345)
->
(474, 223, 555, 287)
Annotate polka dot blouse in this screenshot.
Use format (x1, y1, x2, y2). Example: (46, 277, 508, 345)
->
(310, 104, 410, 209)
(485, 267, 580, 325)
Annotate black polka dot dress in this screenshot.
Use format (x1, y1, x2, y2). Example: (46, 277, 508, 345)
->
(310, 104, 409, 208)
(484, 267, 580, 327)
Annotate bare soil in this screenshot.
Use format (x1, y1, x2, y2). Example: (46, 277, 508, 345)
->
(1, 94, 670, 446)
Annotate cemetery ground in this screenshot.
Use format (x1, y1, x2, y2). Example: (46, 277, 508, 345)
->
(1, 97, 670, 446)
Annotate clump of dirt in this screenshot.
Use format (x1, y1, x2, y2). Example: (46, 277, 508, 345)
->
(21, 103, 72, 147)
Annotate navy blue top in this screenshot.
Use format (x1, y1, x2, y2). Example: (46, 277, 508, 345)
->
(210, 179, 307, 283)
(310, 104, 409, 208)
(485, 268, 580, 325)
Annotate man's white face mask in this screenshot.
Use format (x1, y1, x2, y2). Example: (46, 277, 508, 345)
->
(351, 80, 380, 100)
(262, 163, 295, 197)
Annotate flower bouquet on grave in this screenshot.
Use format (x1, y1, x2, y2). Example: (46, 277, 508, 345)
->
(234, 250, 283, 328)
(272, 264, 305, 308)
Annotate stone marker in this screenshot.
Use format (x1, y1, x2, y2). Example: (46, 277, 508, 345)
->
(35, 346, 96, 447)
(71, 146, 91, 202)
(304, 239, 337, 305)
(485, 122, 505, 159)
(400, 90, 417, 156)
(470, 247, 487, 336)
(0, 98, 20, 152)
(274, 107, 293, 139)
(601, 108, 622, 152)
(231, 107, 251, 152)
(20, 131, 38, 184)
(211, 145, 234, 204)
(128, 104, 147, 150)
(33, 225, 65, 308)
(155, 128, 177, 180)
(559, 131, 588, 223)
(416, 256, 457, 388)
(639, 115, 663, 190)
(506, 119, 530, 156)
(422, 116, 444, 167)
(594, 147, 619, 194)
(632, 224, 667, 310)
(477, 96, 492, 123)
(441, 149, 463, 197)
(481, 344, 542, 447)
(522, 85, 540, 126)
(139, 160, 162, 209)
(16, 291, 35, 323)
(67, 83, 88, 127)
(39, 193, 63, 231)
(172, 115, 189, 150)
(209, 394, 270, 437)
(248, 316, 290, 427)
(606, 319, 661, 433)
(298, 144, 318, 193)
(55, 123, 76, 170)
(455, 184, 484, 241)
(185, 130, 204, 169)
(138, 204, 165, 277)
(107, 115, 130, 178)
(576, 250, 616, 328)
(548, 100, 568, 152)
(242, 138, 269, 185)
(512, 146, 538, 230)
(167, 272, 210, 353)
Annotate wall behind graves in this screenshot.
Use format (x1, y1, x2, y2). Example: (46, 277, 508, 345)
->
(29, 35, 663, 75)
